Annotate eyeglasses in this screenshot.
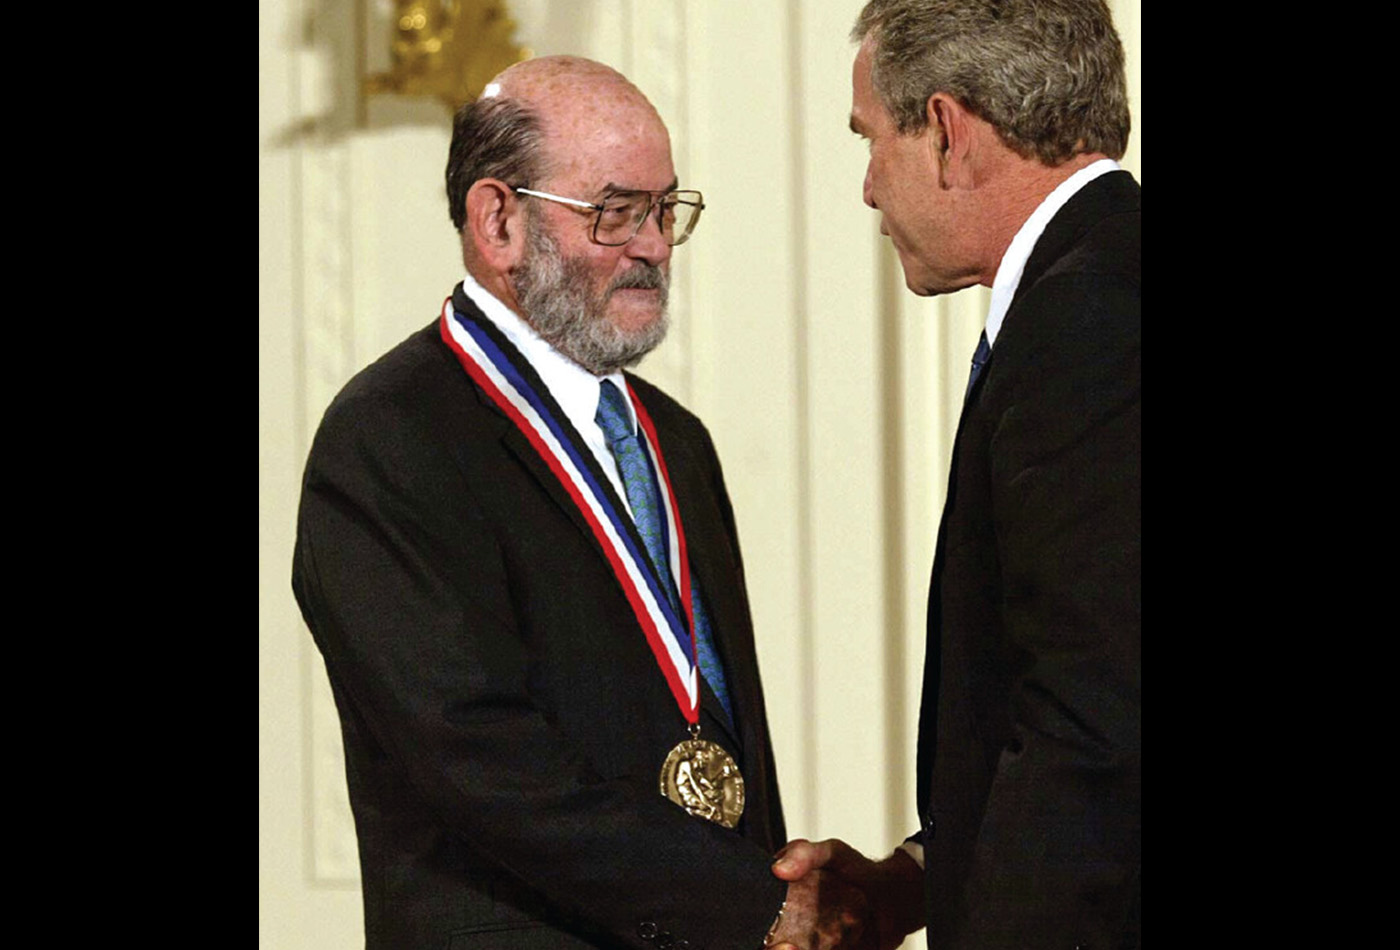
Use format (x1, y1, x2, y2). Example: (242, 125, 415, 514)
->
(511, 186, 705, 246)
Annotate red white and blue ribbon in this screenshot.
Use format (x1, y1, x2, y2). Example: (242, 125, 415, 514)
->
(439, 298, 700, 722)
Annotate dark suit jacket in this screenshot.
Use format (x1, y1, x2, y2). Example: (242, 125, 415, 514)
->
(916, 171, 1141, 950)
(292, 287, 787, 949)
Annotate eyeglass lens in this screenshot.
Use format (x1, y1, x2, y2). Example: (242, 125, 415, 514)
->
(594, 192, 702, 246)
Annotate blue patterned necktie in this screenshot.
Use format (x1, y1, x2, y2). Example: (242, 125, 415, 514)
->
(964, 330, 991, 402)
(596, 379, 734, 725)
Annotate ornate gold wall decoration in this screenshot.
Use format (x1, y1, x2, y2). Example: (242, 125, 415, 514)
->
(364, 0, 530, 111)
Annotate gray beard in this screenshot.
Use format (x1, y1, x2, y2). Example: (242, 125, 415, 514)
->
(512, 218, 670, 376)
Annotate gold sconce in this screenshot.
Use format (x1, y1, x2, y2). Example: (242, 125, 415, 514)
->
(364, 0, 531, 111)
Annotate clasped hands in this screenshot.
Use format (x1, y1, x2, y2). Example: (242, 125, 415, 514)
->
(763, 838, 924, 950)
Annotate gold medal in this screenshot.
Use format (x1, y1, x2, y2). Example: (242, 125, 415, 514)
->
(659, 726, 745, 828)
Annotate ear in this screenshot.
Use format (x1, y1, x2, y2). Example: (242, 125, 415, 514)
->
(465, 179, 527, 272)
(924, 93, 976, 190)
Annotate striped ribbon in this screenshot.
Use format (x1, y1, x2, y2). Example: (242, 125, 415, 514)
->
(439, 299, 700, 722)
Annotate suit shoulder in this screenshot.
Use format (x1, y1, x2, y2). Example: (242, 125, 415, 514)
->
(996, 208, 1139, 409)
(1047, 207, 1140, 293)
(307, 320, 485, 468)
(1011, 197, 1140, 353)
(318, 321, 465, 423)
(325, 321, 453, 410)
(1043, 172, 1140, 291)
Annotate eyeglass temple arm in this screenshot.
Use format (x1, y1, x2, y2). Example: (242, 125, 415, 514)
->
(512, 188, 601, 211)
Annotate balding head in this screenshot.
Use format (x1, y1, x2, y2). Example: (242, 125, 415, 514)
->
(446, 56, 670, 233)
(487, 55, 661, 130)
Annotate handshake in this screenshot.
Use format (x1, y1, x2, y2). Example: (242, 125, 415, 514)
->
(763, 838, 926, 950)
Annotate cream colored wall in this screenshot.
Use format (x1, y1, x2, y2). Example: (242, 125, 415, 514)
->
(259, 2, 1140, 947)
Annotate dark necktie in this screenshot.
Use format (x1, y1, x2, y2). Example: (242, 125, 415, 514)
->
(965, 331, 991, 402)
(596, 380, 733, 724)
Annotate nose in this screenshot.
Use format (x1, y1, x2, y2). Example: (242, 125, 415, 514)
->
(863, 164, 876, 209)
(625, 205, 672, 266)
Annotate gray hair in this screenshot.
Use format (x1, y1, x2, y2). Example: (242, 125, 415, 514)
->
(445, 94, 550, 231)
(852, 0, 1130, 166)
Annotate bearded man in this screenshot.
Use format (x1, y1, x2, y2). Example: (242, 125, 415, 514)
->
(292, 56, 862, 950)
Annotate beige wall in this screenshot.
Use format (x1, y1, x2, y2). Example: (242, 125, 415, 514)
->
(259, 2, 1140, 946)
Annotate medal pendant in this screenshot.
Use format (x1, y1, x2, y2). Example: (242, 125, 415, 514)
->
(659, 727, 745, 829)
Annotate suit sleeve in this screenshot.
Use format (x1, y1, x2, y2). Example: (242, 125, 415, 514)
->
(966, 273, 1141, 944)
(291, 388, 786, 949)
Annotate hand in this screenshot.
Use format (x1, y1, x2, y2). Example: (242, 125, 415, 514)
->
(765, 866, 874, 950)
(770, 839, 924, 950)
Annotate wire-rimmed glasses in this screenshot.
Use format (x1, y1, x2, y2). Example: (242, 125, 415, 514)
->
(512, 186, 705, 246)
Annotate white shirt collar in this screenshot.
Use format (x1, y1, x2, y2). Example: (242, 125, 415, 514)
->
(983, 158, 1120, 348)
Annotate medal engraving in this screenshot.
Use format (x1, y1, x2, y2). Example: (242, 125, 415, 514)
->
(659, 739, 745, 828)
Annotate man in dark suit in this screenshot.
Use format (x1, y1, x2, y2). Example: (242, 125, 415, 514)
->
(771, 2, 1140, 948)
(292, 56, 867, 949)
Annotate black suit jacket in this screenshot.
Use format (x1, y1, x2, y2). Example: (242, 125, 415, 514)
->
(292, 288, 787, 949)
(916, 171, 1141, 949)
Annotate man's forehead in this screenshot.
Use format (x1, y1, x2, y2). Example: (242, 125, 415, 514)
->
(849, 36, 886, 136)
(562, 163, 677, 200)
(542, 115, 675, 194)
(545, 92, 666, 144)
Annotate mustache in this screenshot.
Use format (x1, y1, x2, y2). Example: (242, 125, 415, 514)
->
(607, 264, 669, 294)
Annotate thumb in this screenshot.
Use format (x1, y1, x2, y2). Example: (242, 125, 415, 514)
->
(770, 837, 835, 880)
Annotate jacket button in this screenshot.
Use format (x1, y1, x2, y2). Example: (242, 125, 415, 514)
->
(657, 932, 674, 949)
(637, 921, 658, 940)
